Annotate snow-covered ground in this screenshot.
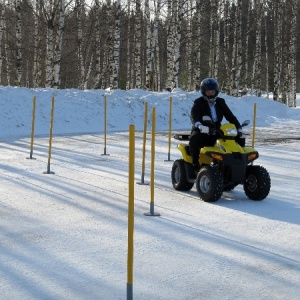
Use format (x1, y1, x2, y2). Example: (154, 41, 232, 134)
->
(1, 87, 300, 299)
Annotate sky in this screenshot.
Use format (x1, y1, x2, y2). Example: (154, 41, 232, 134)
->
(1, 86, 300, 299)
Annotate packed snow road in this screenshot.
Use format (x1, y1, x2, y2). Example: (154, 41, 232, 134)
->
(1, 131, 300, 299)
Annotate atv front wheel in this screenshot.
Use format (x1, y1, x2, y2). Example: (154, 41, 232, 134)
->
(171, 159, 194, 191)
(195, 166, 223, 202)
(244, 165, 271, 200)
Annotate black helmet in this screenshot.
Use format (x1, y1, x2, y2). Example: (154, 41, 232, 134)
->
(200, 78, 220, 97)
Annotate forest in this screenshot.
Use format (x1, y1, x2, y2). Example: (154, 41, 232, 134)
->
(1, 0, 299, 106)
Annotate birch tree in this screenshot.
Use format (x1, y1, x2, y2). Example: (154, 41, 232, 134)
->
(152, 0, 161, 91)
(186, 0, 192, 90)
(166, 0, 174, 90)
(231, 0, 243, 96)
(126, 0, 132, 89)
(0, 3, 6, 84)
(209, 0, 219, 78)
(243, 0, 253, 91)
(251, 0, 263, 96)
(76, 0, 85, 89)
(193, 0, 201, 90)
(264, 8, 269, 98)
(33, 0, 42, 87)
(15, 0, 22, 86)
(45, 1, 55, 87)
(105, 0, 114, 88)
(52, 0, 65, 89)
(173, 0, 183, 88)
(222, 0, 231, 93)
(93, 0, 101, 88)
(4, 1, 11, 85)
(145, 0, 152, 89)
(134, 0, 142, 88)
(273, 0, 283, 101)
(0, 0, 298, 99)
(287, 0, 297, 106)
(113, 0, 121, 89)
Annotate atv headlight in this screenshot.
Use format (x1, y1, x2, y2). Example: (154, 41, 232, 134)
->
(248, 152, 258, 161)
(225, 128, 238, 136)
(210, 153, 223, 161)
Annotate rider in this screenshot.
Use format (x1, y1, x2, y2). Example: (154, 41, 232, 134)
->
(189, 78, 245, 171)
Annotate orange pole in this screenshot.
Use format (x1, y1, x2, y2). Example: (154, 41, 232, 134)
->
(252, 103, 257, 148)
(127, 124, 135, 300)
(28, 96, 36, 159)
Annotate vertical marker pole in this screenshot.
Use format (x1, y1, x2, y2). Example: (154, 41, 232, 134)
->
(27, 96, 36, 160)
(102, 95, 110, 156)
(252, 103, 257, 148)
(144, 107, 160, 217)
(137, 102, 149, 185)
(165, 96, 173, 161)
(127, 124, 135, 300)
(44, 97, 55, 174)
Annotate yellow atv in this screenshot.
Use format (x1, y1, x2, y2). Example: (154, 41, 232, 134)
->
(171, 118, 271, 202)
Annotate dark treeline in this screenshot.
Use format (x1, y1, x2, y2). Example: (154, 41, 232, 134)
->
(0, 0, 299, 106)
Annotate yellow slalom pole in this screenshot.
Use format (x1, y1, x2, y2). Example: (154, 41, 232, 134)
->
(44, 97, 55, 174)
(144, 107, 160, 217)
(27, 96, 36, 159)
(102, 95, 110, 156)
(137, 102, 149, 185)
(165, 96, 173, 161)
(127, 124, 135, 300)
(252, 103, 257, 148)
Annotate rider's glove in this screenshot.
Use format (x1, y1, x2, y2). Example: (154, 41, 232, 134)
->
(238, 128, 247, 138)
(195, 122, 210, 134)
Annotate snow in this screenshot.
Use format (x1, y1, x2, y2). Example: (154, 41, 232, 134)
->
(1, 86, 300, 299)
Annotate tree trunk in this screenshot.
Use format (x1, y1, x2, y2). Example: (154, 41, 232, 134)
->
(76, 0, 85, 89)
(93, 0, 101, 88)
(113, 0, 121, 89)
(106, 0, 114, 88)
(273, 0, 283, 101)
(252, 0, 262, 97)
(0, 4, 6, 85)
(145, 0, 152, 90)
(126, 0, 131, 89)
(152, 0, 161, 91)
(232, 0, 243, 96)
(173, 0, 183, 89)
(209, 0, 219, 78)
(53, 0, 65, 89)
(243, 0, 252, 91)
(15, 0, 22, 86)
(4, 0, 10, 85)
(33, 0, 42, 88)
(134, 0, 142, 88)
(193, 0, 201, 91)
(288, 0, 297, 107)
(166, 0, 174, 90)
(186, 0, 192, 91)
(223, 0, 231, 94)
(264, 9, 269, 98)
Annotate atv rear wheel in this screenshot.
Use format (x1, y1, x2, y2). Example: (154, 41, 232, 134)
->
(195, 166, 223, 202)
(171, 159, 194, 191)
(243, 165, 271, 200)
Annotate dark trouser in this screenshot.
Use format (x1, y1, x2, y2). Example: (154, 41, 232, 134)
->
(189, 130, 216, 165)
(189, 129, 246, 165)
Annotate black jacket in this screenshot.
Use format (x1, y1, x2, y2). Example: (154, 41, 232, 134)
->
(191, 96, 241, 130)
